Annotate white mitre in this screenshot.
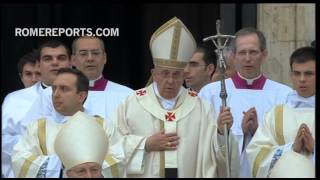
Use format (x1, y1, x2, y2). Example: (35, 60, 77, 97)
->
(149, 17, 196, 69)
(54, 111, 109, 170)
(269, 150, 315, 178)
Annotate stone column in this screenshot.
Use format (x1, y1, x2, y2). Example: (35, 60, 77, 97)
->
(257, 3, 315, 87)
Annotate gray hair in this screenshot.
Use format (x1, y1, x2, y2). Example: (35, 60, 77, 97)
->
(231, 27, 266, 53)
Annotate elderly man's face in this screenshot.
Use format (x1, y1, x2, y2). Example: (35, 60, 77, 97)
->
(152, 66, 184, 99)
(66, 162, 102, 178)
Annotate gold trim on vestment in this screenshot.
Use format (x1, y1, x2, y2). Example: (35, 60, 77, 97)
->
(94, 115, 104, 127)
(170, 22, 181, 60)
(159, 121, 165, 178)
(275, 105, 285, 145)
(105, 154, 119, 178)
(18, 154, 37, 177)
(149, 17, 179, 48)
(149, 17, 196, 69)
(38, 119, 47, 155)
(253, 146, 271, 178)
(153, 58, 187, 69)
(96, 116, 118, 177)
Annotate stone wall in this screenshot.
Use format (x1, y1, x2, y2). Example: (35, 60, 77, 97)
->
(257, 3, 315, 87)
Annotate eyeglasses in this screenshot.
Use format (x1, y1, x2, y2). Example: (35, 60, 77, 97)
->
(76, 50, 103, 58)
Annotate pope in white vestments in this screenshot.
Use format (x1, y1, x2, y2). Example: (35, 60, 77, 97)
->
(116, 84, 240, 178)
(111, 17, 240, 178)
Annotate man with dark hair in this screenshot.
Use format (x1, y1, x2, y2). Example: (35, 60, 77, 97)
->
(1, 40, 71, 178)
(12, 68, 129, 178)
(199, 27, 293, 177)
(246, 46, 315, 178)
(37, 40, 71, 88)
(211, 43, 236, 82)
(17, 49, 41, 88)
(26, 36, 134, 127)
(184, 43, 216, 92)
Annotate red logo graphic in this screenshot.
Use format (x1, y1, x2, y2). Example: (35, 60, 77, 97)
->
(188, 91, 197, 97)
(165, 112, 176, 121)
(136, 89, 146, 96)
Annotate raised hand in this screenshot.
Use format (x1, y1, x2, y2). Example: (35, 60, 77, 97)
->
(217, 106, 233, 135)
(301, 124, 314, 155)
(241, 107, 258, 136)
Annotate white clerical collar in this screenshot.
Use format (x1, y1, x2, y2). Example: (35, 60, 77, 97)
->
(89, 74, 103, 87)
(52, 108, 89, 123)
(153, 82, 182, 110)
(41, 81, 50, 89)
(52, 111, 68, 123)
(238, 72, 262, 85)
(286, 90, 315, 108)
(34, 81, 44, 93)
